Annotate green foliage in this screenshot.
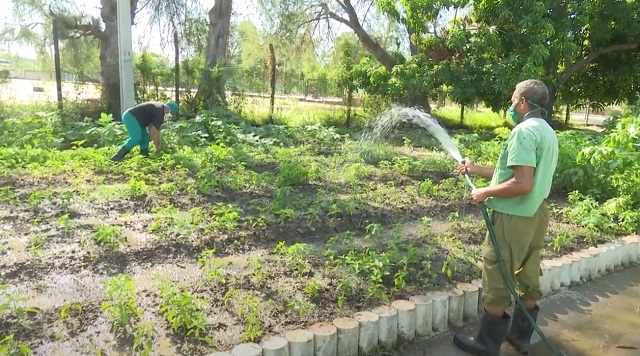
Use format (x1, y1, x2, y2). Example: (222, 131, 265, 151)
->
(134, 51, 173, 102)
(101, 274, 142, 334)
(2, 98, 640, 352)
(443, 0, 640, 116)
(0, 70, 9, 85)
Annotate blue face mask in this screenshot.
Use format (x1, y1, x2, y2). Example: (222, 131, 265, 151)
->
(508, 104, 520, 124)
(508, 99, 547, 125)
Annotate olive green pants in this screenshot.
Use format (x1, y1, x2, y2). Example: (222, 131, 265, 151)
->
(481, 203, 549, 308)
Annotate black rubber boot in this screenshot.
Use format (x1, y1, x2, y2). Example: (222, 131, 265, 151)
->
(453, 310, 511, 356)
(110, 146, 131, 162)
(506, 305, 539, 354)
(140, 148, 149, 158)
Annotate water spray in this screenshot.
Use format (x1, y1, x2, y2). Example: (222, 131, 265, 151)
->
(363, 106, 565, 356)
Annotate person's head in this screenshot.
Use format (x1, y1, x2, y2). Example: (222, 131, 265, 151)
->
(165, 101, 179, 119)
(508, 79, 549, 124)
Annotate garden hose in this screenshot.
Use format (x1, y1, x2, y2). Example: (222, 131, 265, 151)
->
(461, 173, 566, 356)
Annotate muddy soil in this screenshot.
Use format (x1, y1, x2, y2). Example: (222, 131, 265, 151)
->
(0, 167, 597, 355)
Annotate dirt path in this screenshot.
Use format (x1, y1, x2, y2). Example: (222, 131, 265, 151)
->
(399, 265, 640, 356)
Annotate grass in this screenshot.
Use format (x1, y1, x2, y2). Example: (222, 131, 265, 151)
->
(0, 99, 636, 354)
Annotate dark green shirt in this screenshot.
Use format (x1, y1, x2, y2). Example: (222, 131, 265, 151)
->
(127, 102, 165, 130)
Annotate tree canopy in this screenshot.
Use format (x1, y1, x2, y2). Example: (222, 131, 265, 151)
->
(3, 0, 639, 119)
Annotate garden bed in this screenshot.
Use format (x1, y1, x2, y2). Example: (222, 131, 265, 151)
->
(0, 113, 617, 355)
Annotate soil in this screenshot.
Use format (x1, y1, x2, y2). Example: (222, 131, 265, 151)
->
(0, 149, 601, 355)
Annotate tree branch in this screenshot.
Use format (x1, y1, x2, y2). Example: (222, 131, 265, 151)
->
(320, 3, 352, 27)
(557, 37, 640, 88)
(49, 6, 104, 39)
(361, 1, 375, 25)
(335, 0, 348, 11)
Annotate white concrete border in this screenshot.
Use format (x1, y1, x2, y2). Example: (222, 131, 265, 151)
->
(207, 235, 640, 355)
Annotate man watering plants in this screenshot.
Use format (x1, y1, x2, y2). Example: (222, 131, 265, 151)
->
(453, 79, 559, 356)
(110, 101, 179, 162)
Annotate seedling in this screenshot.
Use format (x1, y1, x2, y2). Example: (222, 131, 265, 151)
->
(93, 224, 126, 250)
(101, 274, 141, 334)
(133, 321, 157, 356)
(223, 290, 263, 342)
(0, 284, 40, 328)
(60, 301, 83, 319)
(274, 242, 313, 277)
(157, 280, 212, 343)
(197, 249, 227, 285)
(0, 334, 31, 356)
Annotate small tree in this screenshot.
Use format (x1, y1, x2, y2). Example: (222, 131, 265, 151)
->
(336, 43, 357, 127)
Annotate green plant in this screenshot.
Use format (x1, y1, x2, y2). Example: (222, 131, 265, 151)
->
(60, 301, 83, 319)
(93, 225, 126, 250)
(0, 334, 32, 355)
(157, 280, 212, 343)
(133, 321, 157, 356)
(0, 284, 39, 328)
(101, 274, 141, 334)
(197, 249, 227, 285)
(223, 291, 263, 342)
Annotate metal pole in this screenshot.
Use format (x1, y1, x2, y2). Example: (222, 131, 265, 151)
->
(117, 0, 135, 115)
(174, 30, 180, 105)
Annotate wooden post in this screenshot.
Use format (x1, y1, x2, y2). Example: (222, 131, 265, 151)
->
(52, 19, 63, 115)
(173, 30, 180, 106)
(268, 43, 276, 122)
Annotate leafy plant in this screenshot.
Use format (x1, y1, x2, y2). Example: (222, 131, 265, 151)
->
(157, 280, 212, 343)
(93, 225, 126, 250)
(101, 274, 141, 334)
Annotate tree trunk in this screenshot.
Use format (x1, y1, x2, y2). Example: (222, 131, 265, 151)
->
(437, 89, 445, 107)
(195, 0, 233, 108)
(100, 24, 121, 116)
(52, 19, 63, 115)
(545, 83, 557, 123)
(346, 88, 353, 127)
(268, 43, 276, 122)
(99, 0, 139, 117)
(53, 0, 138, 117)
(321, 0, 396, 71)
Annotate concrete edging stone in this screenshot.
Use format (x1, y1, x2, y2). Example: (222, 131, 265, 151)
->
(212, 235, 640, 356)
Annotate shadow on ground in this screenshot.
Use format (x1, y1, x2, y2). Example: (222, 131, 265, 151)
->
(398, 265, 640, 356)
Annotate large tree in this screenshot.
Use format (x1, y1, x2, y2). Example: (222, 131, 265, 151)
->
(6, 0, 201, 116)
(194, 0, 233, 108)
(444, 0, 640, 118)
(257, 0, 469, 111)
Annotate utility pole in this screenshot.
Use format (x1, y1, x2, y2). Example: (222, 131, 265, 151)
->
(117, 0, 135, 115)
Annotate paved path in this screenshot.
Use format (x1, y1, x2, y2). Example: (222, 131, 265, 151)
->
(399, 266, 640, 356)
(569, 112, 608, 126)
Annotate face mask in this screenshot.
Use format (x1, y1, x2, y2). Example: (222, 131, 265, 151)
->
(509, 100, 548, 125)
(508, 104, 521, 124)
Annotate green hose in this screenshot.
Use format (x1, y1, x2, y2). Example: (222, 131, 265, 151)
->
(462, 173, 566, 356)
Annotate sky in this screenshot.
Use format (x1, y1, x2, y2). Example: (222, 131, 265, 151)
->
(1, 0, 459, 62)
(1, 0, 266, 59)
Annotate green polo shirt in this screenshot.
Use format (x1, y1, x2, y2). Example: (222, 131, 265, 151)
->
(486, 117, 559, 217)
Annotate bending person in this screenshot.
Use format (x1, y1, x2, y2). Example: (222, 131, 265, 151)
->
(453, 79, 559, 356)
(111, 101, 178, 162)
